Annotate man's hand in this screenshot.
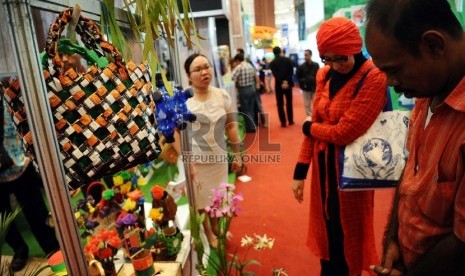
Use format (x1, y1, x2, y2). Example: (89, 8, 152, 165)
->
(370, 266, 403, 276)
(281, 80, 289, 89)
(292, 179, 305, 203)
(370, 241, 404, 275)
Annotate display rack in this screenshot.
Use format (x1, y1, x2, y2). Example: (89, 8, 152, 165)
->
(1, 1, 195, 275)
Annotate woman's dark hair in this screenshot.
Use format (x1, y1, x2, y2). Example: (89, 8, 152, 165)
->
(184, 53, 209, 75)
(366, 0, 463, 55)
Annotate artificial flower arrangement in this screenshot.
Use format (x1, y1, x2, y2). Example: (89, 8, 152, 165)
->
(84, 229, 122, 275)
(149, 185, 178, 228)
(145, 185, 183, 261)
(75, 188, 122, 238)
(74, 172, 187, 275)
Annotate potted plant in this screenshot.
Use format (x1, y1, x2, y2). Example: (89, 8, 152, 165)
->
(0, 207, 49, 275)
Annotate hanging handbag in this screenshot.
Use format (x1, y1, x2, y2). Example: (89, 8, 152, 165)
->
(0, 8, 161, 188)
(338, 69, 410, 190)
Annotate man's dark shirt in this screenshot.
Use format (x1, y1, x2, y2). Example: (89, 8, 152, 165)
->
(297, 61, 319, 92)
(270, 56, 294, 88)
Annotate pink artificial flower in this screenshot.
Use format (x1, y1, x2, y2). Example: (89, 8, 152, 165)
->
(220, 183, 235, 191)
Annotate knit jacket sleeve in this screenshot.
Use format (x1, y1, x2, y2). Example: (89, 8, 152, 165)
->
(293, 66, 328, 180)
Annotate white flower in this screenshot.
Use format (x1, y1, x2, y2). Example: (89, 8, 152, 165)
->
(267, 238, 275, 249)
(241, 235, 254, 247)
(253, 234, 274, 250)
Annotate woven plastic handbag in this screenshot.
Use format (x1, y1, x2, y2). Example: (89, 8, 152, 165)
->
(1, 8, 161, 188)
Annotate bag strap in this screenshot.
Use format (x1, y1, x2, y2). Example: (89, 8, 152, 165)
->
(323, 65, 375, 97)
(352, 66, 394, 111)
(352, 66, 376, 98)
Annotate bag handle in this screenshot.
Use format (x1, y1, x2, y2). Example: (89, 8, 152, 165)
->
(352, 66, 394, 111)
(41, 39, 110, 70)
(44, 8, 127, 79)
(352, 66, 375, 98)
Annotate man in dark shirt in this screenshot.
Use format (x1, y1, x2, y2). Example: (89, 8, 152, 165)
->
(297, 49, 319, 117)
(269, 46, 294, 127)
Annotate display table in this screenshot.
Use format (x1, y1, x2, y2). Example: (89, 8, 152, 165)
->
(116, 230, 190, 276)
(118, 261, 182, 276)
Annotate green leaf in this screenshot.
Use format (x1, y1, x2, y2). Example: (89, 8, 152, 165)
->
(242, 259, 261, 268)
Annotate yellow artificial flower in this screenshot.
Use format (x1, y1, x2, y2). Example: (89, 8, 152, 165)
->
(137, 177, 147, 186)
(113, 175, 124, 186)
(149, 208, 164, 222)
(120, 181, 132, 195)
(122, 199, 137, 212)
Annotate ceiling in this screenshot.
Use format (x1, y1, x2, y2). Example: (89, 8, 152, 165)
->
(241, 0, 296, 27)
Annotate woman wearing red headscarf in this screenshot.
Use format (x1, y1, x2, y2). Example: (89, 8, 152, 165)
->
(292, 17, 387, 276)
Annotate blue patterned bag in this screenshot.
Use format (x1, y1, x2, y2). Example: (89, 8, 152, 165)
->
(338, 71, 411, 190)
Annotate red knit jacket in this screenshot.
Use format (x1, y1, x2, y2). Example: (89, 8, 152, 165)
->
(296, 60, 387, 275)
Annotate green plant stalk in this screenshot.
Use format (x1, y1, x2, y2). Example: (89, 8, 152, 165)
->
(217, 216, 231, 274)
(101, 0, 203, 94)
(189, 206, 207, 274)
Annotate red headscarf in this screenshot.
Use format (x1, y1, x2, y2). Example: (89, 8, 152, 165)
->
(317, 17, 362, 56)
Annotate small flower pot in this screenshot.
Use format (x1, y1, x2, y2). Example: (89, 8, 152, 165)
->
(130, 249, 155, 276)
(151, 241, 169, 261)
(161, 226, 183, 257)
(99, 257, 117, 276)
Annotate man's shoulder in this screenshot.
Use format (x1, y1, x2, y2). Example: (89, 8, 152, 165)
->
(297, 63, 307, 71)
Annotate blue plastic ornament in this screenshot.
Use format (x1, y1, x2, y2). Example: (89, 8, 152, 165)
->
(153, 74, 196, 143)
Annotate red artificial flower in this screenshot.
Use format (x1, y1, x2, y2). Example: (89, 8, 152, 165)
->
(96, 247, 113, 259)
(97, 230, 110, 241)
(150, 185, 165, 200)
(108, 236, 122, 248)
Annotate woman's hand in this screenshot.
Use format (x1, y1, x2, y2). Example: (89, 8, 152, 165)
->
(231, 153, 242, 173)
(292, 180, 305, 203)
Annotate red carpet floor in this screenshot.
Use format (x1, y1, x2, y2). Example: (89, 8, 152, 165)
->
(227, 87, 395, 275)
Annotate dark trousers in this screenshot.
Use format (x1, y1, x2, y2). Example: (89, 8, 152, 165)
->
(274, 86, 293, 126)
(255, 92, 266, 125)
(238, 85, 258, 132)
(318, 145, 351, 276)
(0, 165, 60, 256)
